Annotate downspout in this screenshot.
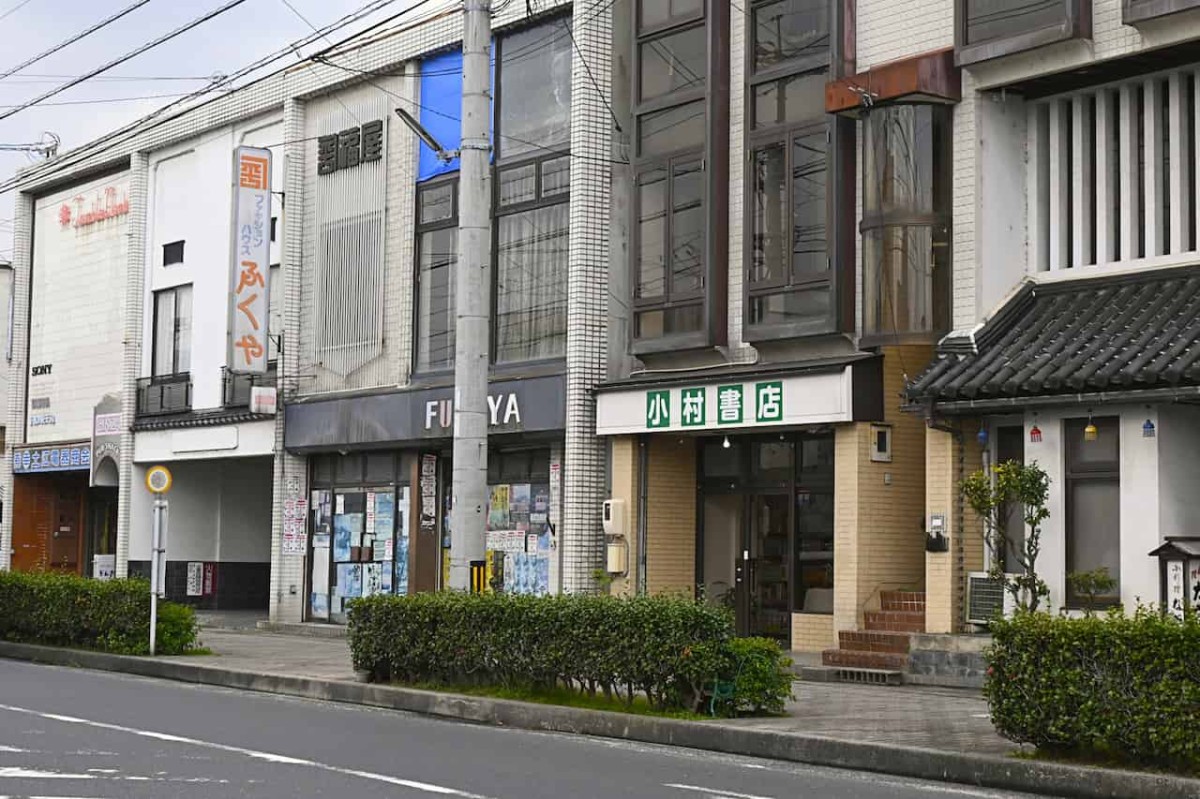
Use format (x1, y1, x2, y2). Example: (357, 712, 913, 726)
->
(637, 435, 648, 596)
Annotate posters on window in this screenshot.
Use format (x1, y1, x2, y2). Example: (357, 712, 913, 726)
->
(333, 514, 362, 562)
(483, 481, 552, 596)
(488, 484, 510, 529)
(364, 562, 383, 596)
(335, 563, 362, 598)
(420, 455, 437, 533)
(310, 592, 329, 620)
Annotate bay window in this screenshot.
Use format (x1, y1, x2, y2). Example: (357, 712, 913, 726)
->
(861, 103, 952, 340)
(632, 0, 728, 353)
(746, 0, 845, 339)
(955, 0, 1090, 66)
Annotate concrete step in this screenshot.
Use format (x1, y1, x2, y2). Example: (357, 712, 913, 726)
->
(822, 648, 908, 671)
(880, 591, 926, 613)
(838, 630, 911, 654)
(256, 621, 348, 639)
(863, 610, 926, 633)
(799, 665, 904, 686)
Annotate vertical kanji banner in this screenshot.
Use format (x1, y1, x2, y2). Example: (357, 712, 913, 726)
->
(228, 146, 272, 374)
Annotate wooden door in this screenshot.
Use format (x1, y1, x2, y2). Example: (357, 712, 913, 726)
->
(11, 476, 46, 571)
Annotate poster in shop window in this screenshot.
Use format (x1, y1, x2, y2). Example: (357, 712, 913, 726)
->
(333, 514, 361, 562)
(335, 563, 362, 598)
(509, 484, 531, 531)
(488, 484, 510, 529)
(363, 562, 383, 596)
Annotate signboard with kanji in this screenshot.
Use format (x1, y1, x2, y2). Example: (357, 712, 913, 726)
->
(228, 147, 272, 374)
(596, 369, 855, 436)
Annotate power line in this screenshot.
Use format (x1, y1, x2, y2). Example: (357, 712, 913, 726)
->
(0, 0, 36, 24)
(0, 88, 231, 108)
(277, 0, 361, 125)
(556, 14, 620, 133)
(0, 0, 253, 124)
(0, 0, 153, 83)
(0, 0, 453, 195)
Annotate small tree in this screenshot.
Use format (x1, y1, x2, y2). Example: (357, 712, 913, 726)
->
(961, 460, 1051, 613)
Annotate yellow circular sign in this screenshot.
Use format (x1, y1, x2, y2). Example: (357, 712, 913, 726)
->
(146, 465, 173, 494)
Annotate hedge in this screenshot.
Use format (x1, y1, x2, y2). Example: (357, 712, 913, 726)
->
(348, 592, 793, 715)
(0, 571, 199, 656)
(985, 608, 1200, 771)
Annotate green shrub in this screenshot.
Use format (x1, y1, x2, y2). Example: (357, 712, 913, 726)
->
(0, 571, 198, 656)
(985, 608, 1200, 771)
(348, 592, 789, 715)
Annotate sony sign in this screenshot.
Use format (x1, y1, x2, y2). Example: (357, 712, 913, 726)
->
(425, 392, 522, 431)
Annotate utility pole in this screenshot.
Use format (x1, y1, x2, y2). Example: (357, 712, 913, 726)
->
(449, 0, 492, 591)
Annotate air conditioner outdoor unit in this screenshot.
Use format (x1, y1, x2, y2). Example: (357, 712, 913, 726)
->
(966, 572, 1018, 625)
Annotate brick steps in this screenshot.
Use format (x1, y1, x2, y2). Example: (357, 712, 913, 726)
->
(880, 590, 926, 613)
(821, 648, 908, 671)
(863, 610, 925, 633)
(838, 630, 911, 654)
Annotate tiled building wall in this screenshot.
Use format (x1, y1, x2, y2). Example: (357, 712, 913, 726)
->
(856, 0, 953, 70)
(833, 346, 931, 631)
(562, 0, 615, 593)
(0, 193, 33, 572)
(644, 436, 696, 597)
(607, 436, 639, 598)
(792, 612, 835, 652)
(924, 424, 985, 634)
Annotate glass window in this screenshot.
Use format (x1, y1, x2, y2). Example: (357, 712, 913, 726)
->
(419, 182, 454, 224)
(671, 158, 704, 296)
(639, 0, 704, 29)
(163, 240, 184, 266)
(753, 70, 827, 130)
(638, 100, 706, 157)
(152, 284, 192, 376)
(634, 304, 703, 338)
(542, 156, 570, 197)
(963, 0, 1064, 46)
(640, 25, 707, 101)
(794, 433, 834, 613)
(365, 453, 395, 484)
(498, 19, 572, 159)
(417, 227, 457, 371)
(750, 287, 830, 326)
(752, 0, 829, 71)
(637, 168, 668, 300)
(496, 203, 569, 363)
(499, 163, 537, 207)
(1065, 418, 1120, 607)
(861, 104, 952, 338)
(750, 142, 787, 285)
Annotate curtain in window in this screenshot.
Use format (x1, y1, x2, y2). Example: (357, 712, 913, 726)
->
(496, 203, 569, 363)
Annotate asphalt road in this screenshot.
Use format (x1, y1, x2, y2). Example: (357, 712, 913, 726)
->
(0, 658, 1050, 799)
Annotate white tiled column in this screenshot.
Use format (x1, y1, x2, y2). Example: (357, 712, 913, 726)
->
(117, 152, 149, 578)
(561, 1, 613, 593)
(0, 192, 33, 572)
(270, 97, 308, 622)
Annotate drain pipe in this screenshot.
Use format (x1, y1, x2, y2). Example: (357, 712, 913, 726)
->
(637, 435, 649, 596)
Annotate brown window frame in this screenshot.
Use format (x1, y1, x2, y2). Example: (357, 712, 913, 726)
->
(630, 0, 729, 356)
(1123, 0, 1200, 24)
(955, 0, 1091, 67)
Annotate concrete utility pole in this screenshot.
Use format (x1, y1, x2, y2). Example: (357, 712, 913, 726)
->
(449, 0, 492, 591)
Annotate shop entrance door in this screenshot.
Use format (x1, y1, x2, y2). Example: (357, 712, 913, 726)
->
(736, 492, 791, 643)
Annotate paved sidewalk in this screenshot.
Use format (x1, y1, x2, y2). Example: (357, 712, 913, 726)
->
(175, 629, 1016, 757)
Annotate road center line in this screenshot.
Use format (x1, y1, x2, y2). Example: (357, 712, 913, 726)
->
(0, 703, 493, 799)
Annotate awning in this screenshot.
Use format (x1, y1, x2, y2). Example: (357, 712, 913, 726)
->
(906, 265, 1200, 414)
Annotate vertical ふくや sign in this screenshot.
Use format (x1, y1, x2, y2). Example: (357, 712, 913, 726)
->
(228, 147, 272, 374)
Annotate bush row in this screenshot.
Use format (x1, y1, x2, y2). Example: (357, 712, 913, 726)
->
(985, 608, 1200, 771)
(348, 592, 792, 715)
(0, 570, 198, 656)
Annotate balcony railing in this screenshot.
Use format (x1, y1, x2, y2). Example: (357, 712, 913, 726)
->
(222, 361, 278, 409)
(136, 373, 192, 417)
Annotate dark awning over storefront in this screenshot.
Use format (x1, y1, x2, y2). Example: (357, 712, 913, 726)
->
(907, 265, 1200, 413)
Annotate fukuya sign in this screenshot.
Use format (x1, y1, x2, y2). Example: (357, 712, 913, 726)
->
(228, 147, 272, 374)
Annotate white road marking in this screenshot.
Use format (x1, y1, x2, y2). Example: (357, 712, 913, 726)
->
(0, 767, 94, 779)
(665, 784, 776, 799)
(0, 703, 493, 799)
(0, 745, 27, 752)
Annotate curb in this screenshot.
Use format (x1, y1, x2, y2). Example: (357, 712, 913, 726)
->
(1, 642, 1197, 799)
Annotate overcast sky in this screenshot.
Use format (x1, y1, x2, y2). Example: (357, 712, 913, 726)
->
(0, 0, 429, 259)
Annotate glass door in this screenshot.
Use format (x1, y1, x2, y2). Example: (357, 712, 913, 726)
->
(746, 492, 791, 644)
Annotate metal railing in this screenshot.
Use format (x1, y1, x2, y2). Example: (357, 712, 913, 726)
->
(222, 361, 278, 408)
(136, 373, 192, 417)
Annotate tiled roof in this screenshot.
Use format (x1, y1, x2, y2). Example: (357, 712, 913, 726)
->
(132, 407, 272, 432)
(907, 265, 1200, 408)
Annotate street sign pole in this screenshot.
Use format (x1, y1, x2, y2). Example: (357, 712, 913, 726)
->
(146, 465, 173, 656)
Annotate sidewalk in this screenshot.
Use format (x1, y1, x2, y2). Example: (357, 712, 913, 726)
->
(176, 629, 1015, 757)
